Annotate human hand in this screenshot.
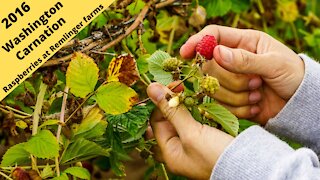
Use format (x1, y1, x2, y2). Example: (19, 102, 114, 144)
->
(180, 25, 304, 125)
(146, 83, 233, 179)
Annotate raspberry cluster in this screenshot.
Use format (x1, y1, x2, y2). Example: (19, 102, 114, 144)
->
(200, 76, 220, 96)
(162, 58, 182, 72)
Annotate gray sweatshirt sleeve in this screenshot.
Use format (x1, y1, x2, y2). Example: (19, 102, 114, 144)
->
(210, 55, 320, 179)
(211, 126, 320, 179)
(266, 54, 320, 154)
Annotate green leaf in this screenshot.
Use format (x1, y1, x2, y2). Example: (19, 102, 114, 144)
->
(55, 69, 66, 84)
(39, 120, 60, 130)
(141, 25, 157, 53)
(67, 52, 99, 98)
(239, 119, 256, 133)
(200, 0, 232, 17)
(199, 103, 239, 136)
(48, 97, 63, 114)
(40, 164, 54, 179)
(137, 54, 150, 74)
(148, 50, 173, 85)
(107, 106, 149, 139)
(127, 0, 145, 15)
(109, 152, 126, 177)
(1, 143, 30, 166)
(95, 82, 138, 115)
(60, 138, 110, 164)
(230, 0, 250, 13)
(75, 107, 104, 135)
(24, 130, 59, 159)
(191, 106, 202, 122)
(74, 121, 108, 140)
(64, 167, 91, 179)
(91, 13, 108, 28)
(51, 173, 68, 180)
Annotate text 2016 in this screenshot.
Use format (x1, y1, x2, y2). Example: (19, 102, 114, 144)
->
(1, 2, 30, 29)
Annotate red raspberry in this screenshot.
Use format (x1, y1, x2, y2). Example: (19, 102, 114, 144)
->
(195, 35, 218, 60)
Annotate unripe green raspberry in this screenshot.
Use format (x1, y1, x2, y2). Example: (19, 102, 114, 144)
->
(200, 76, 220, 96)
(163, 58, 182, 72)
(184, 97, 195, 107)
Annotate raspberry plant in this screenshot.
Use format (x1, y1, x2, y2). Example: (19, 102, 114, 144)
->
(0, 0, 319, 179)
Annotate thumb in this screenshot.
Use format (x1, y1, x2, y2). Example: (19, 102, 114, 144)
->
(147, 83, 202, 141)
(214, 45, 275, 78)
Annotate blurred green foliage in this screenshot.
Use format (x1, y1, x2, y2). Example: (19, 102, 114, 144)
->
(198, 0, 320, 60)
(80, 0, 320, 60)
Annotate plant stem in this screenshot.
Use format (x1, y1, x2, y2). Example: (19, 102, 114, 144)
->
(56, 87, 69, 143)
(32, 82, 47, 135)
(65, 92, 93, 124)
(0, 105, 32, 117)
(30, 155, 40, 173)
(55, 157, 60, 177)
(0, 107, 30, 119)
(256, 0, 264, 14)
(232, 14, 240, 27)
(138, 23, 147, 54)
(160, 163, 169, 180)
(290, 22, 301, 51)
(1, 164, 56, 170)
(142, 73, 152, 85)
(0, 171, 13, 180)
(55, 87, 69, 176)
(31, 82, 47, 174)
(167, 17, 177, 55)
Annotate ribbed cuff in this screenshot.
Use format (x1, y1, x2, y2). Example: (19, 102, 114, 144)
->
(211, 126, 294, 180)
(265, 54, 320, 154)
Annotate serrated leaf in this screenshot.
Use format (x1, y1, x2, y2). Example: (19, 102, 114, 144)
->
(95, 82, 138, 115)
(52, 173, 68, 180)
(1, 143, 30, 166)
(106, 54, 140, 86)
(75, 107, 104, 135)
(201, 0, 232, 17)
(75, 121, 108, 140)
(199, 103, 239, 136)
(41, 164, 54, 179)
(67, 52, 99, 98)
(60, 138, 110, 164)
(64, 167, 90, 179)
(24, 130, 59, 159)
(39, 120, 59, 130)
(108, 106, 149, 139)
(137, 54, 150, 74)
(148, 50, 173, 85)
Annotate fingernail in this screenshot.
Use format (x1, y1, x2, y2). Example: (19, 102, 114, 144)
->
(219, 46, 233, 63)
(249, 91, 261, 103)
(148, 84, 165, 103)
(248, 78, 262, 90)
(251, 106, 260, 115)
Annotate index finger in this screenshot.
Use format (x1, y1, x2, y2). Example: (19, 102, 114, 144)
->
(180, 25, 262, 59)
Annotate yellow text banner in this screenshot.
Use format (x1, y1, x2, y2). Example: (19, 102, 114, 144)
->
(0, 0, 114, 100)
